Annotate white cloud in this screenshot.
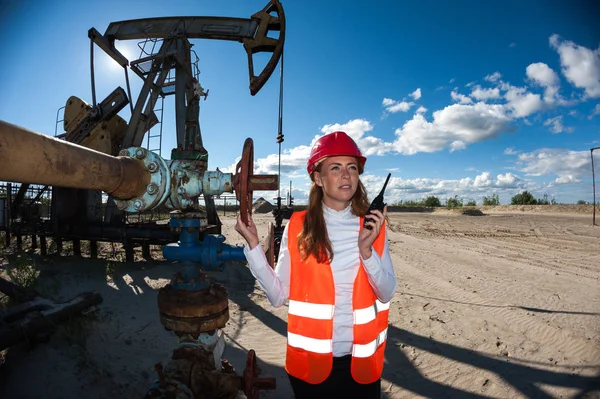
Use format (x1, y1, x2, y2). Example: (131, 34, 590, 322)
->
(496, 173, 520, 187)
(388, 101, 414, 113)
(589, 104, 600, 119)
(450, 140, 466, 152)
(253, 119, 375, 175)
(555, 175, 578, 184)
(382, 98, 414, 113)
(393, 102, 515, 155)
(526, 62, 565, 104)
(254, 144, 313, 175)
(470, 85, 501, 101)
(543, 115, 573, 134)
(504, 147, 519, 155)
(321, 119, 373, 141)
(526, 62, 560, 87)
(474, 172, 492, 187)
(517, 148, 590, 182)
(415, 106, 427, 114)
(320, 119, 393, 157)
(503, 84, 544, 117)
(449, 78, 456, 83)
(451, 90, 473, 104)
(485, 72, 502, 82)
(550, 34, 600, 98)
(410, 88, 422, 100)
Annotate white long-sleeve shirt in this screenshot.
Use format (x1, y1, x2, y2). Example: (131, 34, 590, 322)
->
(243, 203, 397, 357)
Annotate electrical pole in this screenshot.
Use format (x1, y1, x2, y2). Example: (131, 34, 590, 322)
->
(592, 147, 600, 226)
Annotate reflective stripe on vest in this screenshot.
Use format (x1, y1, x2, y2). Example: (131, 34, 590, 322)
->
(284, 210, 389, 384)
(287, 332, 332, 354)
(352, 328, 388, 358)
(354, 300, 391, 325)
(289, 300, 335, 320)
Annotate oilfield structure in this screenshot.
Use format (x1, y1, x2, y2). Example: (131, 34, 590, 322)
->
(0, 1, 292, 397)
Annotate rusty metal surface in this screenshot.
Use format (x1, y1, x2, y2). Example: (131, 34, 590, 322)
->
(0, 120, 150, 200)
(149, 354, 241, 399)
(232, 138, 278, 226)
(242, 349, 277, 399)
(157, 283, 229, 335)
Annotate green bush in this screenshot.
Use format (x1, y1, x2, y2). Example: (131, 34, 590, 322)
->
(577, 200, 589, 205)
(446, 195, 463, 209)
(483, 194, 500, 206)
(511, 191, 537, 205)
(423, 196, 441, 207)
(465, 200, 477, 206)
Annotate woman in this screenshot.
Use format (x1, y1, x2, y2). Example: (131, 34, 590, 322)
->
(235, 131, 397, 398)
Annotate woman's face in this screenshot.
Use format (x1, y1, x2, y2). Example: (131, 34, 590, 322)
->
(313, 156, 360, 211)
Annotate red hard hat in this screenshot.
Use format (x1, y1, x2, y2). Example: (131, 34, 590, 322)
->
(306, 131, 366, 175)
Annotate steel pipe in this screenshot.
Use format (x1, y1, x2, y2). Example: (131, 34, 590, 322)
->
(0, 120, 150, 200)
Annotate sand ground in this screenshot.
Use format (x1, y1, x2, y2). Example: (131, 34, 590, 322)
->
(1, 209, 599, 398)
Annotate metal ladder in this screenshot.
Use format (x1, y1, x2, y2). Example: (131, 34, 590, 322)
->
(146, 96, 165, 157)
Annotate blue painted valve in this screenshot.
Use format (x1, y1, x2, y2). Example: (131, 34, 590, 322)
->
(163, 215, 246, 272)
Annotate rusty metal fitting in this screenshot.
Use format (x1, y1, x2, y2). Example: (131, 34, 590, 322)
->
(135, 148, 147, 159)
(242, 349, 277, 399)
(157, 283, 229, 335)
(147, 161, 159, 173)
(147, 183, 159, 195)
(115, 147, 170, 212)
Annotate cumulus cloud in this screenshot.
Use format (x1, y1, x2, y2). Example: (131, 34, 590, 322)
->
(550, 34, 600, 98)
(415, 106, 428, 114)
(451, 90, 473, 104)
(543, 115, 573, 134)
(517, 148, 590, 183)
(367, 171, 530, 205)
(470, 85, 501, 101)
(393, 102, 515, 155)
(526, 62, 564, 104)
(526, 62, 560, 87)
(321, 119, 373, 141)
(474, 172, 492, 187)
(485, 72, 502, 82)
(409, 88, 422, 100)
(252, 119, 375, 175)
(589, 104, 600, 119)
(496, 173, 520, 188)
(503, 84, 544, 117)
(382, 98, 414, 113)
(504, 147, 519, 155)
(472, 172, 520, 188)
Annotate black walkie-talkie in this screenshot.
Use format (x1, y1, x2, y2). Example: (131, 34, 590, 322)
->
(364, 173, 391, 230)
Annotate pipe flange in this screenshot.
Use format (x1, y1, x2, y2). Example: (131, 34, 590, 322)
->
(116, 147, 170, 212)
(166, 159, 203, 210)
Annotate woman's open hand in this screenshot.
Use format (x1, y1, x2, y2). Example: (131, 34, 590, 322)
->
(358, 206, 387, 259)
(235, 213, 260, 249)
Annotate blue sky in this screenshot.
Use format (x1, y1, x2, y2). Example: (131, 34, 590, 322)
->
(1, 0, 599, 205)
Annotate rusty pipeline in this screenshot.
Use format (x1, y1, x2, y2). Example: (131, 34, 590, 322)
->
(0, 120, 150, 200)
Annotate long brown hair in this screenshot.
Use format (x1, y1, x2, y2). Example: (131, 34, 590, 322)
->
(297, 162, 370, 263)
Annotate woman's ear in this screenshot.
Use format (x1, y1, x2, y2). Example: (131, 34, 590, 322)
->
(314, 172, 323, 187)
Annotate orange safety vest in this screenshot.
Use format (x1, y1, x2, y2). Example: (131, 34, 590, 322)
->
(284, 210, 389, 384)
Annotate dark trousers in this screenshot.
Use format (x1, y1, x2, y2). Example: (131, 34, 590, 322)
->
(288, 355, 381, 398)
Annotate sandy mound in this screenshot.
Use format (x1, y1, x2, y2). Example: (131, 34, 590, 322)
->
(252, 197, 274, 214)
(462, 208, 485, 216)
